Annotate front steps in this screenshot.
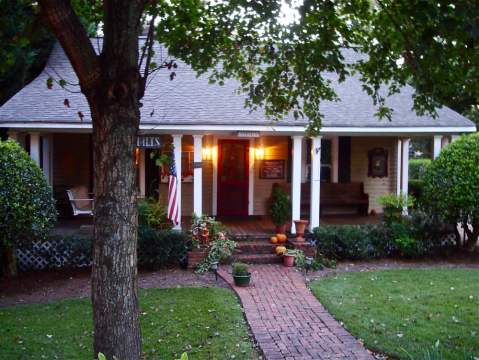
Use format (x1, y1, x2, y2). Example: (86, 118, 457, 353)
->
(232, 238, 285, 264)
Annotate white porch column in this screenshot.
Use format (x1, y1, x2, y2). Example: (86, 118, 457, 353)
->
(433, 135, 442, 159)
(331, 136, 339, 183)
(29, 132, 41, 165)
(310, 136, 322, 230)
(172, 134, 182, 229)
(396, 138, 402, 196)
(401, 138, 410, 213)
(139, 149, 146, 197)
(41, 135, 53, 184)
(291, 136, 303, 234)
(193, 135, 203, 216)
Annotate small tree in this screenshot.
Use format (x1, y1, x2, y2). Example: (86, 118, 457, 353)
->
(422, 134, 479, 252)
(0, 139, 57, 276)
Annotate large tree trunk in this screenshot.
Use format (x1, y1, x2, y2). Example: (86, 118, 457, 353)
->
(2, 246, 17, 278)
(39, 1, 145, 358)
(90, 98, 141, 359)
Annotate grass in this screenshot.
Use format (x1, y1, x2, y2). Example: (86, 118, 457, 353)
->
(310, 268, 479, 360)
(0, 287, 259, 360)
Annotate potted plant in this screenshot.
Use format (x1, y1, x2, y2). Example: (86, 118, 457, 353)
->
(283, 249, 297, 267)
(293, 220, 309, 241)
(232, 262, 251, 287)
(270, 185, 291, 234)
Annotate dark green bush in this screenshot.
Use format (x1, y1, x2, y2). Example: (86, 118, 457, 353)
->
(313, 224, 392, 260)
(313, 210, 458, 261)
(17, 234, 93, 271)
(137, 226, 190, 270)
(422, 133, 479, 251)
(408, 179, 424, 202)
(0, 140, 57, 275)
(409, 158, 432, 180)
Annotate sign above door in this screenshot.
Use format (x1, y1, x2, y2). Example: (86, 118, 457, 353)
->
(137, 135, 161, 148)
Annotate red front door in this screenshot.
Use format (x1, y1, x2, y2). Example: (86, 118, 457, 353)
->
(217, 140, 249, 216)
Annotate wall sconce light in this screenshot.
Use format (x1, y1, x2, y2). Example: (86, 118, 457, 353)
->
(255, 147, 265, 160)
(134, 147, 140, 166)
(202, 147, 212, 161)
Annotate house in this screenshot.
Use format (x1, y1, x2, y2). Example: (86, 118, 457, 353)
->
(0, 39, 476, 233)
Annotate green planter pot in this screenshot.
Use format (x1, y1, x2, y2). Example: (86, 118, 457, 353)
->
(233, 273, 251, 287)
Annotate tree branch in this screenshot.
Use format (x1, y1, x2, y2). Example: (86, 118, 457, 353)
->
(39, 0, 101, 95)
(139, 16, 156, 98)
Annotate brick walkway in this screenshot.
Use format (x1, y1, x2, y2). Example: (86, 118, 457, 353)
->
(218, 264, 374, 360)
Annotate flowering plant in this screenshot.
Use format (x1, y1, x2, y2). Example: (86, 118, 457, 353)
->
(191, 215, 226, 247)
(196, 237, 237, 273)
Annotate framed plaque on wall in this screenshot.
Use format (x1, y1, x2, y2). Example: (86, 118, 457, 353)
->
(259, 160, 285, 179)
(368, 148, 388, 178)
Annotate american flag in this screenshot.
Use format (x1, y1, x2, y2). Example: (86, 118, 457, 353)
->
(167, 151, 179, 226)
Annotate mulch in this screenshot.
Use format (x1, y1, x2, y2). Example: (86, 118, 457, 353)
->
(0, 267, 227, 308)
(1, 254, 478, 308)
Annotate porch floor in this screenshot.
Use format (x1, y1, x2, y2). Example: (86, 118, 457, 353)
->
(53, 214, 380, 237)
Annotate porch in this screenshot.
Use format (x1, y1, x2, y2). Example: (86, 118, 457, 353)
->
(53, 214, 381, 238)
(7, 130, 455, 235)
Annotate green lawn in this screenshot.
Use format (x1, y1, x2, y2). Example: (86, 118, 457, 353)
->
(0, 287, 259, 360)
(311, 269, 479, 360)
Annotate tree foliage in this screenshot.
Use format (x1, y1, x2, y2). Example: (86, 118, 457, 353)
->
(0, 0, 53, 105)
(356, 0, 479, 120)
(422, 134, 479, 251)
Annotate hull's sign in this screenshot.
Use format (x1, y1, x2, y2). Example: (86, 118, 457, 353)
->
(137, 136, 161, 148)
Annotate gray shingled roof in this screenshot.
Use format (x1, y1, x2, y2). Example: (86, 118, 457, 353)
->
(0, 40, 475, 129)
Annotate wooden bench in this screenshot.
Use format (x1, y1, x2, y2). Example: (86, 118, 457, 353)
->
(299, 182, 369, 216)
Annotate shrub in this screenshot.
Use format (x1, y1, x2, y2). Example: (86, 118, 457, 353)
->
(313, 224, 391, 260)
(0, 140, 57, 276)
(408, 179, 424, 202)
(409, 159, 431, 202)
(409, 158, 432, 180)
(17, 234, 93, 271)
(232, 262, 249, 276)
(138, 198, 172, 230)
(137, 227, 190, 270)
(377, 193, 414, 224)
(422, 133, 479, 251)
(269, 185, 291, 226)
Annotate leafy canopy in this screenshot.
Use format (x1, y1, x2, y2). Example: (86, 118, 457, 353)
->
(4, 1, 477, 132)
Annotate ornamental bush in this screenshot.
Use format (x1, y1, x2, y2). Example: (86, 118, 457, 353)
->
(0, 140, 57, 276)
(409, 159, 432, 201)
(137, 227, 190, 270)
(313, 224, 392, 260)
(422, 133, 479, 251)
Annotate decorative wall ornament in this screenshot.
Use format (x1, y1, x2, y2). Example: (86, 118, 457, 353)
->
(368, 148, 388, 178)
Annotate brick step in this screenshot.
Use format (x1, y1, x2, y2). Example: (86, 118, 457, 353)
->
(232, 253, 283, 264)
(234, 240, 289, 255)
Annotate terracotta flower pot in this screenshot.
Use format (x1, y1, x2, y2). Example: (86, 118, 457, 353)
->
(275, 224, 287, 234)
(293, 220, 309, 242)
(283, 254, 295, 267)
